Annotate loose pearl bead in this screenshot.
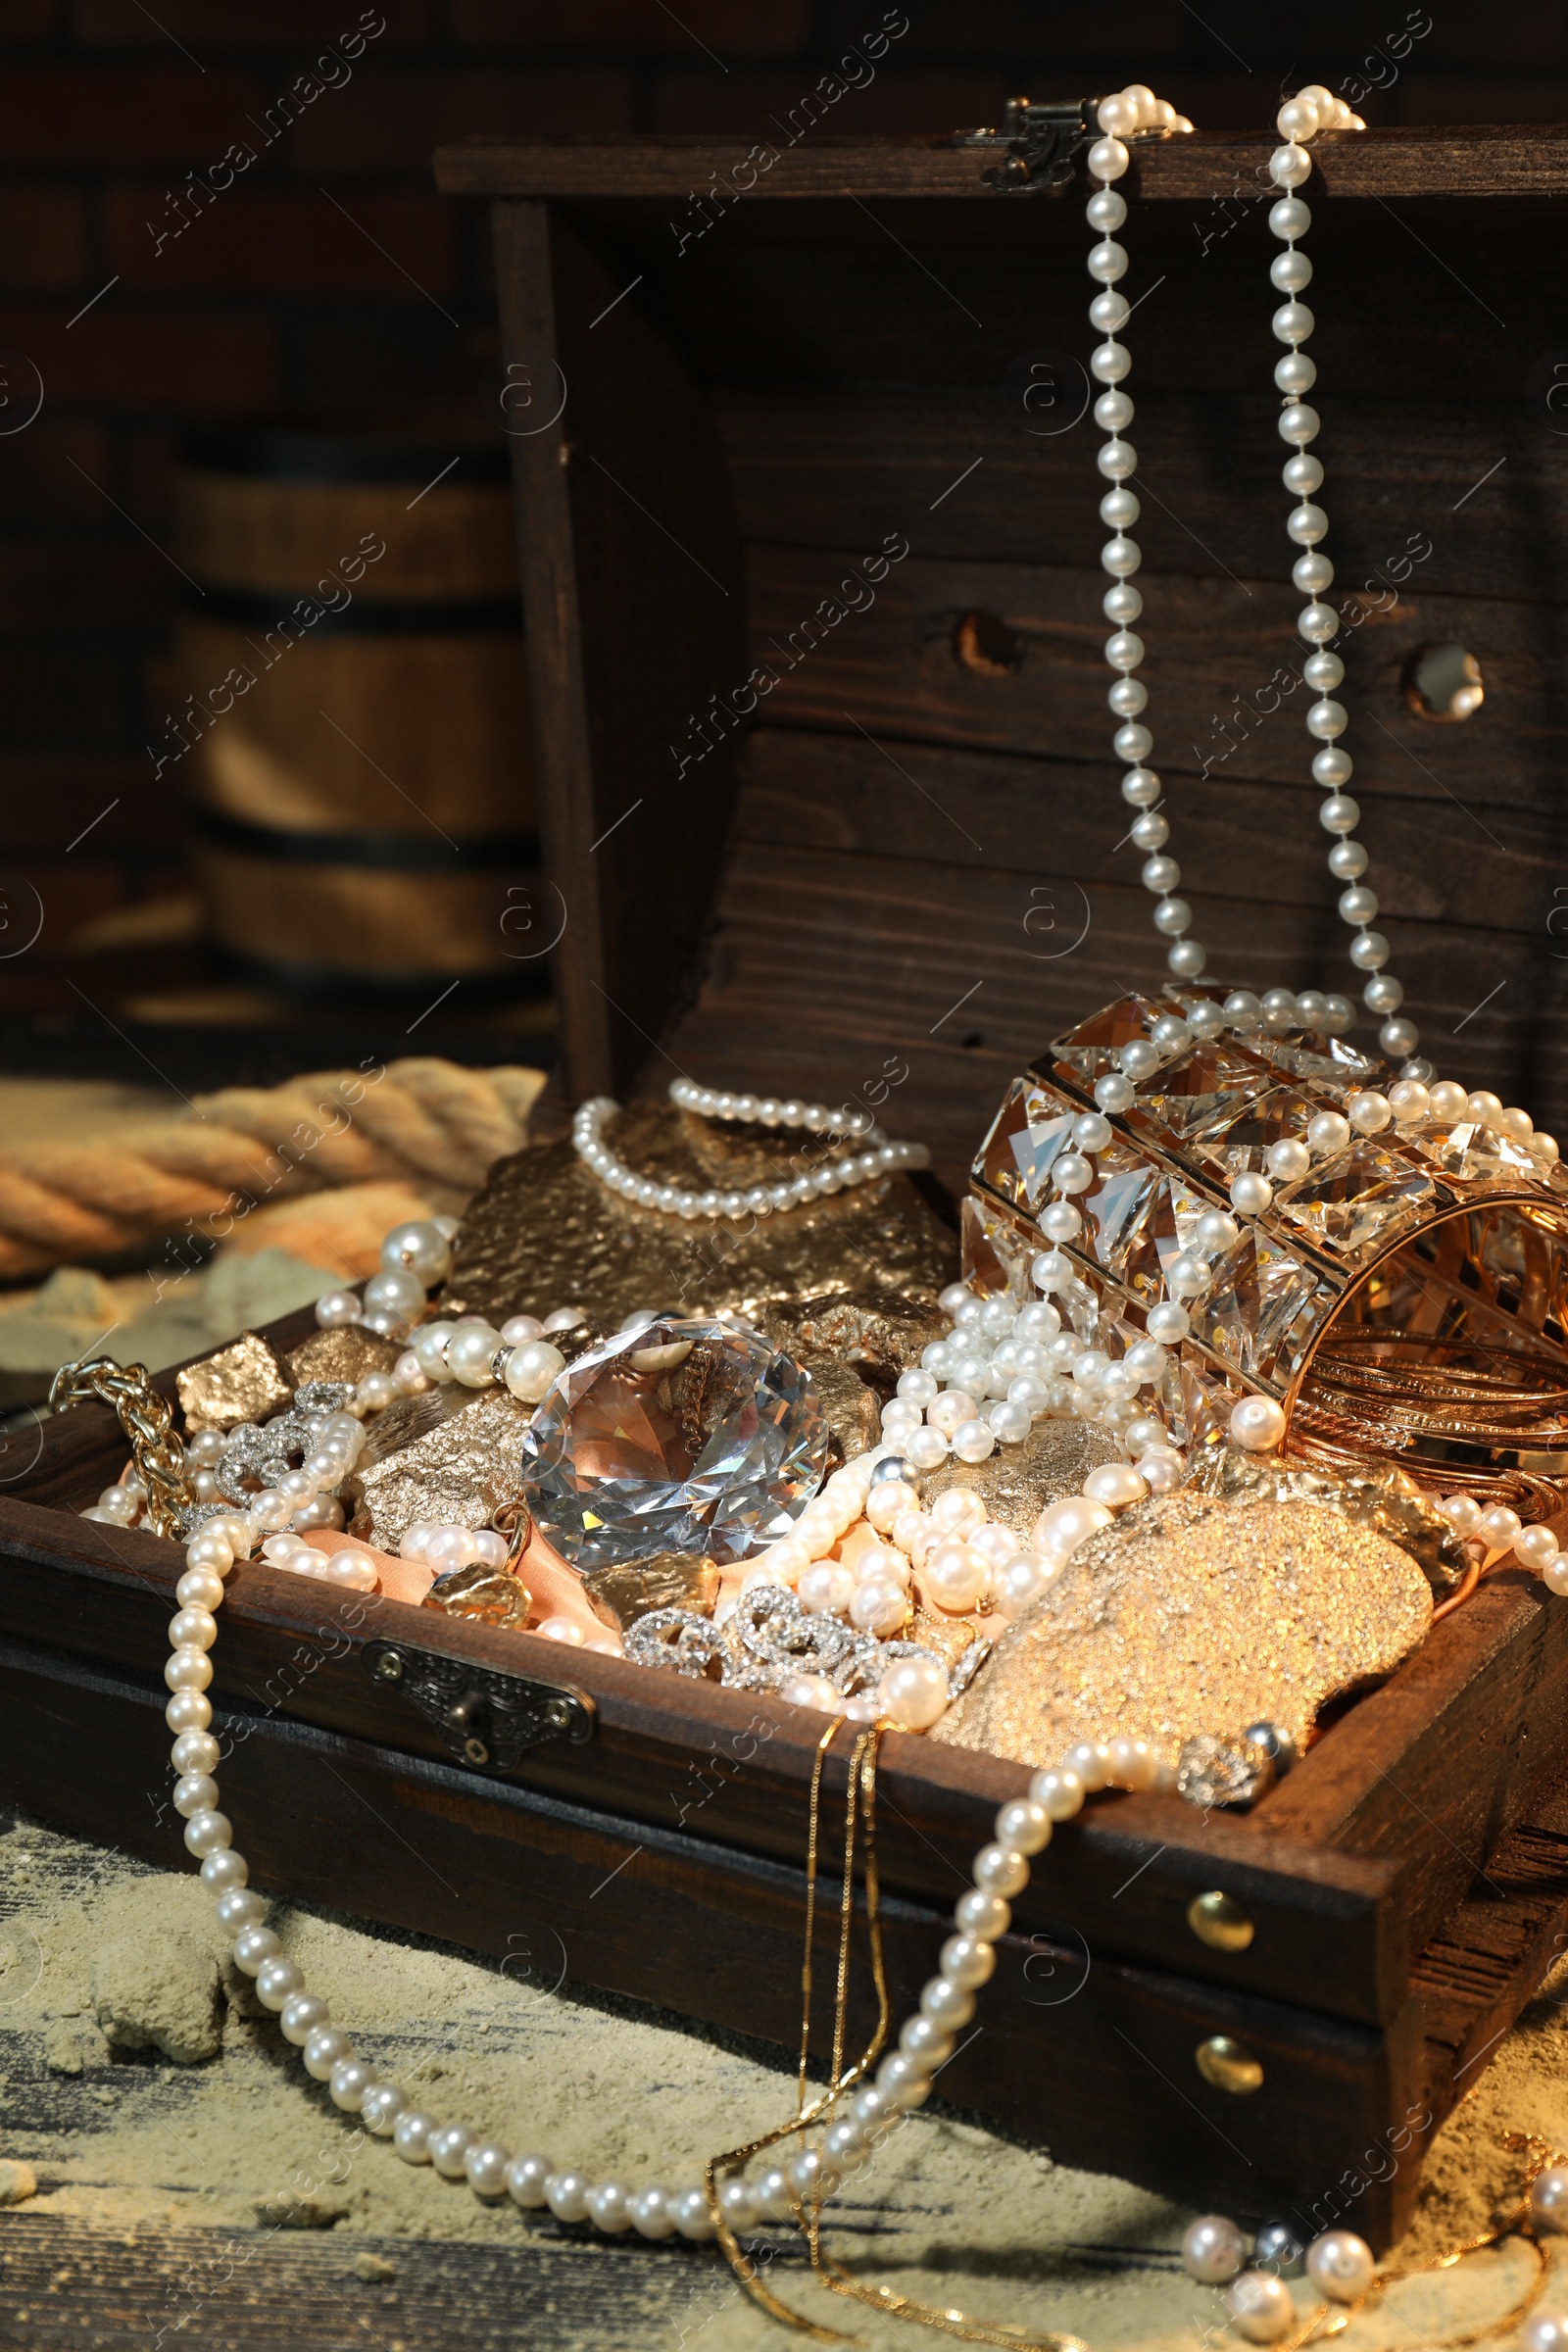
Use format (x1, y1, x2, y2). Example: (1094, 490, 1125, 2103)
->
(315, 1290, 361, 1328)
(1145, 1300, 1190, 1343)
(1030, 1767, 1085, 1821)
(175, 1568, 225, 1612)
(394, 2111, 438, 2164)
(1480, 1505, 1523, 1550)
(361, 2084, 409, 2135)
(1183, 2213, 1248, 2282)
(878, 1655, 949, 1731)
(331, 2059, 377, 2113)
(1440, 1493, 1482, 1538)
(166, 1690, 212, 1734)
(920, 1975, 975, 2032)
(1307, 1111, 1351, 1155)
(1306, 2230, 1375, 2302)
(1229, 1171, 1273, 1217)
(1229, 2271, 1297, 2341)
(1088, 135, 1129, 180)
(232, 1927, 281, 1975)
(955, 1888, 1010, 1940)
(172, 1729, 220, 1776)
(1230, 1396, 1287, 1452)
(304, 2028, 352, 2081)
(505, 1340, 566, 1402)
(256, 1957, 305, 2010)
(185, 1531, 234, 1576)
(166, 1647, 213, 1693)
(1265, 1139, 1310, 1182)
(505, 2153, 552, 2207)
(215, 1886, 265, 1932)
(754, 2166, 794, 2222)
(173, 1773, 220, 1819)
(716, 2176, 759, 2230)
(168, 1608, 217, 1652)
(1523, 2315, 1568, 2352)
(202, 1854, 251, 1896)
(994, 1798, 1052, 1857)
(429, 2123, 476, 2179)
(1515, 1524, 1559, 1572)
(631, 2184, 679, 2237)
(1107, 1736, 1160, 1790)
(280, 1991, 331, 2045)
(972, 1843, 1029, 1899)
(901, 2014, 955, 2067)
(381, 1218, 452, 1285)
(1531, 2167, 1568, 2231)
(1082, 1463, 1148, 1508)
(447, 1325, 503, 1388)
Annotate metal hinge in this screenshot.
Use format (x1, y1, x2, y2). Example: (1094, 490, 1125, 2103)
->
(365, 1638, 596, 1775)
(954, 97, 1095, 194)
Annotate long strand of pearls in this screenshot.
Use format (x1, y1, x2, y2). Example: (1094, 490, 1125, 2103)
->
(1084, 86, 1201, 985)
(1263, 87, 1427, 1075)
(574, 1086, 930, 1220)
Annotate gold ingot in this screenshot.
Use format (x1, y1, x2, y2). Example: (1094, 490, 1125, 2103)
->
(176, 1332, 293, 1432)
(1187, 1890, 1255, 1953)
(1195, 2034, 1264, 2095)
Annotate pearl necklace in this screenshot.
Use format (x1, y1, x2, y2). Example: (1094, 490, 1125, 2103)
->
(572, 1081, 931, 1219)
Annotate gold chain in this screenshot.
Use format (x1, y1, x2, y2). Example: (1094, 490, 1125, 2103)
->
(48, 1354, 192, 1539)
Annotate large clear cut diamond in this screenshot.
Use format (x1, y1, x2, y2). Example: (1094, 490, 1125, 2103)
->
(519, 1317, 829, 1568)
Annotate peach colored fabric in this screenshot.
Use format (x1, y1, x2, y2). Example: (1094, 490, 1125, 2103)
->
(301, 1527, 605, 1640)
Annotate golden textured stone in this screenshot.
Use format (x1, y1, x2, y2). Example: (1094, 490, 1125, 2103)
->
(422, 1563, 532, 1628)
(920, 1420, 1123, 1542)
(798, 1348, 882, 1469)
(444, 1105, 956, 1332)
(353, 1389, 532, 1555)
(759, 1293, 947, 1382)
(176, 1333, 293, 1433)
(580, 1553, 720, 1630)
(285, 1326, 400, 1391)
(1186, 1442, 1469, 1594)
(931, 1492, 1432, 1770)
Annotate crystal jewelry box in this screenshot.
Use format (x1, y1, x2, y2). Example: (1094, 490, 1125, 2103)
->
(5, 124, 1568, 2253)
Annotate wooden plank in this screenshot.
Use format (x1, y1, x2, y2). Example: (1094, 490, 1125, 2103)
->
(491, 203, 748, 1102)
(745, 541, 1568, 812)
(0, 1503, 1405, 2025)
(660, 834, 1568, 1189)
(734, 727, 1544, 930)
(715, 386, 1568, 605)
(0, 1637, 1416, 2246)
(1260, 1572, 1568, 1966)
(436, 129, 1568, 205)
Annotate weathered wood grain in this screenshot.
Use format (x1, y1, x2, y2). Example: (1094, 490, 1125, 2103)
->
(746, 541, 1568, 813)
(0, 1637, 1417, 2245)
(437, 129, 1568, 205)
(492, 204, 748, 1101)
(715, 386, 1562, 604)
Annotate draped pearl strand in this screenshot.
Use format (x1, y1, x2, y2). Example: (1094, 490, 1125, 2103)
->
(573, 1086, 930, 1220)
(1083, 86, 1201, 982)
(1264, 88, 1427, 1072)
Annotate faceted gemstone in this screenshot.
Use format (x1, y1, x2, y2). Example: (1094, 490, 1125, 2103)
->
(1113, 1171, 1214, 1305)
(1197, 1227, 1330, 1387)
(1125, 1039, 1274, 1152)
(1396, 1119, 1544, 1189)
(974, 1077, 1077, 1211)
(1193, 1087, 1316, 1184)
(1251, 1030, 1388, 1091)
(1047, 992, 1164, 1085)
(1078, 1145, 1162, 1284)
(960, 1194, 1041, 1302)
(519, 1317, 829, 1568)
(1272, 1143, 1438, 1259)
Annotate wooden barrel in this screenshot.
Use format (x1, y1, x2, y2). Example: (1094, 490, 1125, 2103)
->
(169, 426, 536, 986)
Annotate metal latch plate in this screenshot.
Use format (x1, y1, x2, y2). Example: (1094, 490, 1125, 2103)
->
(364, 1639, 596, 1774)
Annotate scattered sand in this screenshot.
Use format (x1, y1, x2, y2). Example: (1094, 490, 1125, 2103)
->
(1, 1803, 1566, 2349)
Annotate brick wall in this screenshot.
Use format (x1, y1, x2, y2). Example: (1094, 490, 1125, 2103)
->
(0, 0, 1560, 977)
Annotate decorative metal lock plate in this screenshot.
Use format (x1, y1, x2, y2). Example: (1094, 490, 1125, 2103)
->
(953, 98, 1094, 193)
(363, 1639, 595, 1775)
